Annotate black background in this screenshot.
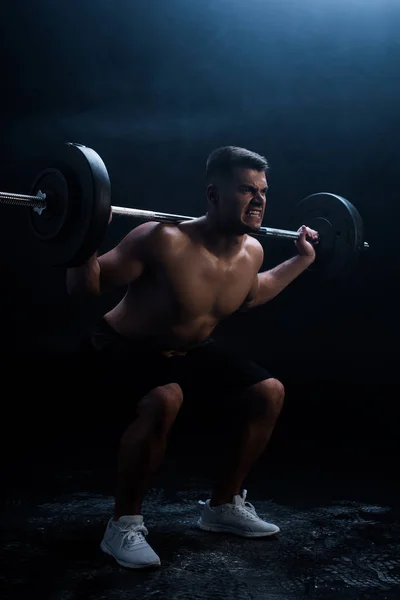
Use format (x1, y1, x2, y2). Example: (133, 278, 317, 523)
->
(0, 0, 399, 471)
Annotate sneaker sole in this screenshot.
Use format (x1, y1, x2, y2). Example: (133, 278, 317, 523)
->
(197, 519, 280, 538)
(100, 541, 161, 569)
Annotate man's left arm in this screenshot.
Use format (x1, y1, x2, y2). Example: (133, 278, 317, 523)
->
(245, 225, 319, 309)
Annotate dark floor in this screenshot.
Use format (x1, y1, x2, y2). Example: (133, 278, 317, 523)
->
(2, 446, 400, 600)
(2, 373, 399, 600)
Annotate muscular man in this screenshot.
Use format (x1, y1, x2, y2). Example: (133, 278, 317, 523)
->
(67, 146, 318, 569)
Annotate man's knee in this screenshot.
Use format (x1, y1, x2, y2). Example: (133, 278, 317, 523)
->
(265, 378, 285, 403)
(245, 378, 285, 419)
(139, 383, 184, 424)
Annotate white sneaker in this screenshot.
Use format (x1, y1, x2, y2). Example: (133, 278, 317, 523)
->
(100, 515, 161, 569)
(197, 490, 280, 538)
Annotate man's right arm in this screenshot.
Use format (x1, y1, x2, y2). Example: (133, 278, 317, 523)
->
(66, 221, 157, 296)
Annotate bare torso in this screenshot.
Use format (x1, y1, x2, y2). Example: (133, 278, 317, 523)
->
(104, 219, 263, 350)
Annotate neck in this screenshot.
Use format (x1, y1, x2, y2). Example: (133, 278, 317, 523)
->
(194, 213, 245, 257)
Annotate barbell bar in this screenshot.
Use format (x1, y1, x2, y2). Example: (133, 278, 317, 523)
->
(0, 190, 47, 209)
(0, 142, 368, 280)
(0, 189, 366, 246)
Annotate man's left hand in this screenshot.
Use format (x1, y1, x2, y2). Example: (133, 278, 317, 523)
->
(295, 225, 319, 261)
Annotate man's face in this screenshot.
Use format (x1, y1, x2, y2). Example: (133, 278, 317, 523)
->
(210, 167, 268, 234)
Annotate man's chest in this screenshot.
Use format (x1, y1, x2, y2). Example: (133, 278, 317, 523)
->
(154, 245, 258, 319)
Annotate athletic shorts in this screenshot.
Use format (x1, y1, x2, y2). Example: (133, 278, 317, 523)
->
(90, 318, 273, 401)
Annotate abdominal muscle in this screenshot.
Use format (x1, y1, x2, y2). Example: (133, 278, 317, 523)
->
(104, 285, 220, 351)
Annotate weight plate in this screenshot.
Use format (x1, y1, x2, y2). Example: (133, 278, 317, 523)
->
(29, 142, 111, 267)
(292, 193, 365, 281)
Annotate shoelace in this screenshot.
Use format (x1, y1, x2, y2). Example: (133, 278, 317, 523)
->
(240, 491, 259, 517)
(120, 524, 149, 548)
(198, 489, 260, 518)
(242, 500, 258, 516)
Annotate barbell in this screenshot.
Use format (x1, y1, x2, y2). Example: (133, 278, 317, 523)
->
(0, 142, 368, 281)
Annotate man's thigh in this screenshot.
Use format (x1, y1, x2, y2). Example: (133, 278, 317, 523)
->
(182, 339, 273, 410)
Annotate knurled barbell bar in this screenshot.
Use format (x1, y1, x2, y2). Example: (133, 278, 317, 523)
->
(0, 142, 368, 280)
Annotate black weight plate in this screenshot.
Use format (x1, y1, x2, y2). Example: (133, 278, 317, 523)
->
(29, 142, 111, 267)
(292, 193, 364, 281)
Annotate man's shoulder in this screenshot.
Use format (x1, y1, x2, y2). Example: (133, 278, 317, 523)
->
(125, 221, 184, 247)
(244, 235, 264, 264)
(133, 221, 189, 260)
(115, 221, 173, 261)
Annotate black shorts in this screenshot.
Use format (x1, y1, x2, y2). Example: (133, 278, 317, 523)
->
(90, 318, 273, 402)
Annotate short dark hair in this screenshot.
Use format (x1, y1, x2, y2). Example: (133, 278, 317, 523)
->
(206, 146, 269, 182)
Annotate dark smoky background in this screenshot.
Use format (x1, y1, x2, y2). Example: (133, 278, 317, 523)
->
(0, 0, 399, 460)
(1, 8, 400, 599)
